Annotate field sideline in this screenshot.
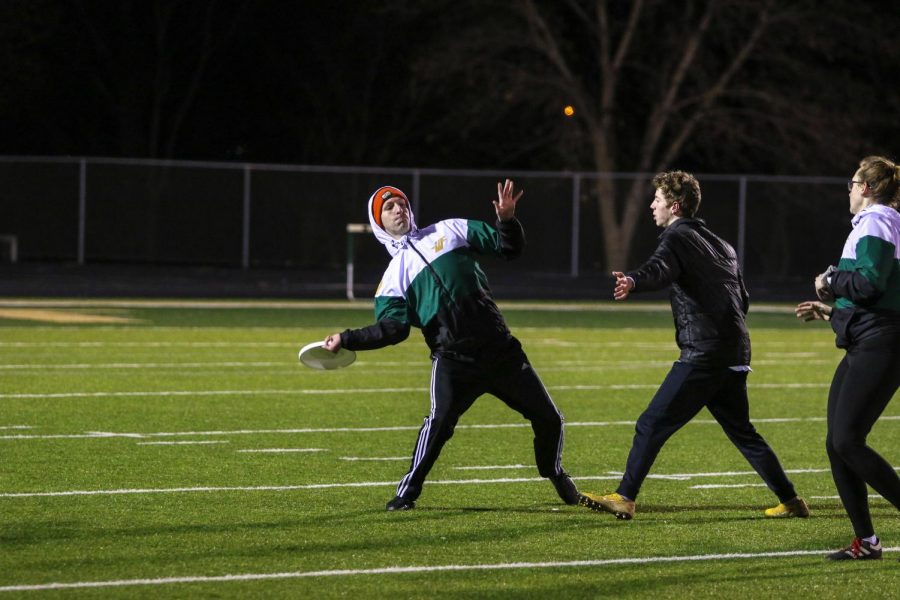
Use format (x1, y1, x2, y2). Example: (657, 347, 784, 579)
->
(1, 299, 897, 598)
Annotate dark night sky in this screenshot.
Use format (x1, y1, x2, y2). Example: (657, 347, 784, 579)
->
(3, 0, 900, 281)
(2, 0, 899, 174)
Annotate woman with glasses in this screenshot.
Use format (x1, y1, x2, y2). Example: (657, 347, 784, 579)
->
(796, 155, 900, 561)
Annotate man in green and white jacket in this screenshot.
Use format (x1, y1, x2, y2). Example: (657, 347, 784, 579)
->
(324, 180, 579, 511)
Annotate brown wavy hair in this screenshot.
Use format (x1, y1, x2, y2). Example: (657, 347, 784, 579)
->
(652, 171, 701, 217)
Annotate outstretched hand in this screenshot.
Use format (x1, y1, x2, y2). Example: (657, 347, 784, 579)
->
(494, 179, 523, 222)
(612, 271, 634, 301)
(795, 300, 832, 322)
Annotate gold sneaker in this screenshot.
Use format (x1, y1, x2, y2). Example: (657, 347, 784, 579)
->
(764, 496, 810, 518)
(579, 492, 635, 520)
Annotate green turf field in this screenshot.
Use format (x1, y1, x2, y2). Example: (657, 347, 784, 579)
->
(1, 300, 897, 598)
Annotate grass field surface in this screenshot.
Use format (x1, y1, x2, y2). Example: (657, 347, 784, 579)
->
(1, 300, 897, 598)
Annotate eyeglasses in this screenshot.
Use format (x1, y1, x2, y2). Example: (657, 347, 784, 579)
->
(847, 180, 865, 191)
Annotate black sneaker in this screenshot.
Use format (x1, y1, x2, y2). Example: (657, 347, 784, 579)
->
(827, 537, 882, 560)
(385, 496, 416, 511)
(550, 472, 580, 505)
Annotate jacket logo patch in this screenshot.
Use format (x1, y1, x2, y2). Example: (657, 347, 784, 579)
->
(433, 236, 446, 253)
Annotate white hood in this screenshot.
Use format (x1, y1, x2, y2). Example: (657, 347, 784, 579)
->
(852, 202, 900, 231)
(367, 186, 420, 257)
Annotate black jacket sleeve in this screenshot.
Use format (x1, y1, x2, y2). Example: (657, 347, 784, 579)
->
(829, 269, 883, 306)
(626, 231, 682, 292)
(340, 318, 410, 351)
(496, 217, 525, 260)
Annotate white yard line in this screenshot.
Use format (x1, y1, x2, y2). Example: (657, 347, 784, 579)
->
(637, 467, 833, 480)
(4, 417, 898, 441)
(0, 299, 378, 310)
(239, 448, 328, 453)
(454, 464, 530, 470)
(0, 359, 836, 370)
(811, 494, 883, 500)
(0, 362, 287, 370)
(0, 341, 292, 347)
(136, 441, 229, 446)
(0, 297, 808, 313)
(0, 382, 838, 400)
(0, 468, 840, 499)
(0, 388, 427, 400)
(1, 547, 897, 593)
(0, 480, 413, 498)
(0, 299, 655, 311)
(339, 456, 408, 461)
(691, 484, 769, 489)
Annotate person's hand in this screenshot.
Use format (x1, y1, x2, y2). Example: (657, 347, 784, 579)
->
(323, 333, 342, 353)
(612, 271, 634, 301)
(814, 265, 836, 302)
(494, 179, 523, 222)
(796, 300, 832, 322)
(815, 270, 834, 302)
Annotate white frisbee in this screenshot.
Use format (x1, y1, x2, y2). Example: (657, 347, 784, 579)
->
(298, 341, 357, 370)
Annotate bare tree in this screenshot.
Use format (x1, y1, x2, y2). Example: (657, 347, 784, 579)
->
(405, 0, 875, 270)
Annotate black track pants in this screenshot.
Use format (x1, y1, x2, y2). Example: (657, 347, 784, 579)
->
(826, 338, 900, 538)
(617, 362, 797, 502)
(395, 347, 565, 501)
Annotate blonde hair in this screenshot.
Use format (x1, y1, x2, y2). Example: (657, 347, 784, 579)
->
(652, 171, 701, 217)
(858, 155, 900, 210)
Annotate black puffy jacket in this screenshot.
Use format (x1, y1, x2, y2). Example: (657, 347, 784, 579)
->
(626, 218, 750, 368)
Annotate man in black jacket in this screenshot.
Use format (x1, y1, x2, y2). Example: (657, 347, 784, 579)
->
(579, 170, 808, 520)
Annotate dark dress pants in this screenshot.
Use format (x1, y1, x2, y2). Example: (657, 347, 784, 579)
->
(617, 361, 797, 502)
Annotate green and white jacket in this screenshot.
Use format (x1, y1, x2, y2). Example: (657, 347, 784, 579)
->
(341, 190, 525, 358)
(829, 203, 900, 346)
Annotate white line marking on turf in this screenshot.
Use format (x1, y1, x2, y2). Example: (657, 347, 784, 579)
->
(0, 341, 291, 348)
(0, 298, 667, 311)
(691, 484, 769, 489)
(15, 360, 839, 371)
(599, 470, 695, 482)
(0, 468, 837, 499)
(641, 468, 832, 480)
(0, 298, 808, 312)
(0, 299, 381, 310)
(1, 548, 897, 592)
(0, 362, 286, 370)
(0, 382, 836, 400)
(85, 431, 146, 438)
(0, 388, 426, 399)
(12, 422, 663, 442)
(811, 494, 883, 500)
(0, 425, 32, 430)
(340, 456, 408, 461)
(136, 441, 229, 446)
(239, 448, 327, 453)
(6, 416, 895, 442)
(454, 464, 530, 470)
(0, 481, 398, 498)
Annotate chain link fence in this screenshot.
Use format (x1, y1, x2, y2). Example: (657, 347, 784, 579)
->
(0, 156, 847, 298)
